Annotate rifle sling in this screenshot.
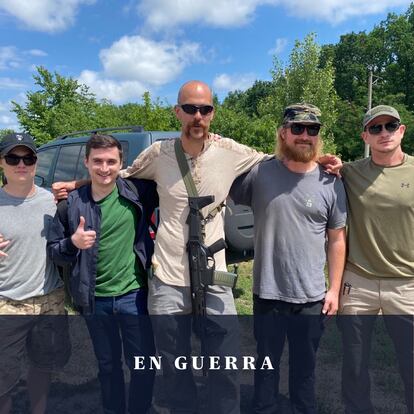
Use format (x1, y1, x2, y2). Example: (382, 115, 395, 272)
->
(174, 139, 237, 290)
(174, 139, 224, 221)
(174, 138, 198, 197)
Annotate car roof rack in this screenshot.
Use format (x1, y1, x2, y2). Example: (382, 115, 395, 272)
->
(56, 125, 144, 140)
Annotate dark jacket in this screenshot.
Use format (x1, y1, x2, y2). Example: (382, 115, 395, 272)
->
(47, 177, 158, 313)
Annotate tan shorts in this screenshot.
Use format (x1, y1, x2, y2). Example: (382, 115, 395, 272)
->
(0, 288, 71, 396)
(339, 269, 414, 315)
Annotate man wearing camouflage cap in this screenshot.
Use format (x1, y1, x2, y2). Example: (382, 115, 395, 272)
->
(231, 103, 347, 414)
(338, 105, 414, 413)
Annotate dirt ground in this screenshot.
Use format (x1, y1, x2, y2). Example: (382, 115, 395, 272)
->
(8, 316, 408, 413)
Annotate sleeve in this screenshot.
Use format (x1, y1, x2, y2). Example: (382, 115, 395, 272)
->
(229, 139, 273, 177)
(327, 178, 348, 229)
(339, 161, 350, 178)
(119, 141, 161, 180)
(229, 170, 255, 207)
(47, 200, 80, 265)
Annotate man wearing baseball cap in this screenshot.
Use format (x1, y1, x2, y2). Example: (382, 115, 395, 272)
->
(339, 105, 413, 413)
(231, 103, 347, 414)
(0, 133, 70, 414)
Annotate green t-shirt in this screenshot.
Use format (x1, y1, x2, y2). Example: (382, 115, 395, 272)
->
(342, 154, 414, 278)
(95, 186, 145, 296)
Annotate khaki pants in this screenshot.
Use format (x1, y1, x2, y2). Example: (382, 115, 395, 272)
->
(338, 270, 414, 414)
(340, 269, 414, 315)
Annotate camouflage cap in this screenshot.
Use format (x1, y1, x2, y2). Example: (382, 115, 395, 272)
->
(282, 103, 322, 125)
(363, 105, 400, 128)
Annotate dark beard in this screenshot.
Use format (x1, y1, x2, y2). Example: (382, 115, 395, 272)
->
(279, 139, 319, 163)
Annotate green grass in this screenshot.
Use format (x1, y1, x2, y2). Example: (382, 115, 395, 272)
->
(231, 261, 254, 315)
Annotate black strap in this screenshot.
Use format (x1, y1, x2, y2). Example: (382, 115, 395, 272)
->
(125, 179, 157, 234)
(124, 178, 139, 198)
(174, 139, 225, 220)
(174, 139, 198, 197)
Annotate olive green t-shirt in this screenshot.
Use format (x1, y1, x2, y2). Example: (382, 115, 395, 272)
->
(342, 154, 414, 278)
(95, 186, 145, 296)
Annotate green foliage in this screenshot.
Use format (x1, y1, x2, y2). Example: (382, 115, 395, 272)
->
(12, 66, 98, 145)
(0, 129, 15, 185)
(212, 105, 277, 153)
(223, 80, 273, 117)
(333, 99, 365, 161)
(260, 33, 339, 154)
(324, 4, 414, 158)
(11, 67, 179, 145)
(7, 5, 414, 159)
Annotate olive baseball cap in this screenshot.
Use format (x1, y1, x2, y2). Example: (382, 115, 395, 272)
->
(282, 103, 322, 125)
(0, 133, 37, 156)
(363, 105, 400, 128)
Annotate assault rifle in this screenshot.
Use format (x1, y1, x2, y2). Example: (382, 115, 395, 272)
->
(187, 195, 237, 349)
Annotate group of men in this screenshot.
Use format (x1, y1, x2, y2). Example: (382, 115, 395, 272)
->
(0, 79, 413, 414)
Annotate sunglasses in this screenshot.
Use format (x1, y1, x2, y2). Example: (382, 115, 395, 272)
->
(367, 121, 400, 135)
(289, 123, 320, 137)
(4, 154, 37, 166)
(179, 104, 214, 116)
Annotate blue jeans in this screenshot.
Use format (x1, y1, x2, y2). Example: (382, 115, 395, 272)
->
(84, 289, 155, 414)
(253, 296, 325, 414)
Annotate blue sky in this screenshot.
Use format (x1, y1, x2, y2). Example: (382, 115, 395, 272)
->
(0, 0, 411, 131)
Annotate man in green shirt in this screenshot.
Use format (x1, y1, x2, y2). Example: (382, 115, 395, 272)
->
(48, 134, 157, 414)
(339, 105, 414, 414)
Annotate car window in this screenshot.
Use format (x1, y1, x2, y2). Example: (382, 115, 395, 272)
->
(36, 147, 58, 185)
(76, 146, 89, 180)
(53, 145, 82, 182)
(121, 141, 129, 168)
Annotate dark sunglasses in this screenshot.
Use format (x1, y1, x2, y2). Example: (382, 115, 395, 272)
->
(4, 154, 37, 166)
(179, 104, 214, 116)
(367, 121, 400, 135)
(289, 123, 320, 137)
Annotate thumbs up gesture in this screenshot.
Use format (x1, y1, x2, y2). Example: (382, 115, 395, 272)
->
(71, 216, 96, 249)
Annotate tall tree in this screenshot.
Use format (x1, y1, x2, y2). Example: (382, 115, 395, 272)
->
(12, 67, 98, 145)
(259, 33, 339, 154)
(223, 80, 273, 117)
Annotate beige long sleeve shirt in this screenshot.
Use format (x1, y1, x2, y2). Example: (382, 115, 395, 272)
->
(121, 136, 269, 286)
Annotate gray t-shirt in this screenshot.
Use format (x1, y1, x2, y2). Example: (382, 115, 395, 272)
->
(0, 186, 62, 300)
(230, 159, 347, 303)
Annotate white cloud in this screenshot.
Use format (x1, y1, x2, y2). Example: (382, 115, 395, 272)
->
(268, 38, 288, 55)
(79, 36, 202, 102)
(100, 36, 201, 86)
(213, 73, 256, 93)
(0, 46, 21, 70)
(137, 0, 278, 30)
(27, 49, 48, 57)
(78, 70, 147, 103)
(0, 77, 26, 89)
(0, 0, 95, 33)
(0, 100, 19, 131)
(136, 0, 411, 30)
(282, 0, 411, 23)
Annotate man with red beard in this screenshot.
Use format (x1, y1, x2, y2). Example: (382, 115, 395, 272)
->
(230, 103, 347, 414)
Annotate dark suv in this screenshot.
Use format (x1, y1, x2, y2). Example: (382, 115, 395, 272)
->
(35, 126, 254, 264)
